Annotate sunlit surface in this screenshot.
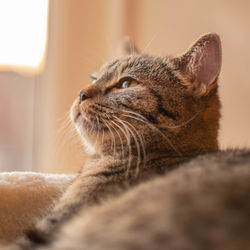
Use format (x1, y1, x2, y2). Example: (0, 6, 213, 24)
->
(0, 0, 48, 68)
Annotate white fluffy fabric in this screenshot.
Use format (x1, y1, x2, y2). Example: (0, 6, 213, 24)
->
(0, 172, 76, 244)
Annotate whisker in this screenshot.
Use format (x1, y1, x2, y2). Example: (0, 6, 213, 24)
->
(142, 32, 158, 53)
(110, 120, 129, 161)
(122, 119, 146, 176)
(113, 116, 132, 177)
(55, 111, 83, 170)
(56, 112, 74, 137)
(108, 120, 125, 159)
(114, 116, 141, 178)
(106, 119, 117, 157)
(120, 112, 182, 156)
(101, 118, 116, 156)
(163, 112, 200, 129)
(116, 109, 148, 122)
(121, 120, 141, 177)
(120, 108, 199, 129)
(93, 115, 100, 149)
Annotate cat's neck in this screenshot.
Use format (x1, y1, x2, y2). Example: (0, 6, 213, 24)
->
(98, 122, 219, 168)
(83, 147, 215, 182)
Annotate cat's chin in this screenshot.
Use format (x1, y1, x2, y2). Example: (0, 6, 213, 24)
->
(74, 113, 116, 156)
(75, 118, 96, 155)
(75, 113, 96, 132)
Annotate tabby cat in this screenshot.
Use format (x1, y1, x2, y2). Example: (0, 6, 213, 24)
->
(3, 33, 250, 250)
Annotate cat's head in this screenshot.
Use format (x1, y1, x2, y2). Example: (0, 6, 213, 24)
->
(71, 33, 222, 158)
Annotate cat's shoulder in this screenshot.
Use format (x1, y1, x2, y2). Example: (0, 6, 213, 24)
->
(180, 148, 250, 169)
(54, 149, 250, 250)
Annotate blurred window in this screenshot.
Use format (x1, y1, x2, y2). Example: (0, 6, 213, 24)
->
(0, 0, 49, 172)
(0, 0, 48, 69)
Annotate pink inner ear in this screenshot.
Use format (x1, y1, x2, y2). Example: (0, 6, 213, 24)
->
(180, 34, 222, 95)
(194, 38, 222, 88)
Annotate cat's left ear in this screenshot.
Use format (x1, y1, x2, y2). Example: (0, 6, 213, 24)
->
(116, 37, 140, 57)
(174, 33, 222, 96)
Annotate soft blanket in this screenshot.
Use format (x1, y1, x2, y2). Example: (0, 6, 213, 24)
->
(0, 172, 76, 244)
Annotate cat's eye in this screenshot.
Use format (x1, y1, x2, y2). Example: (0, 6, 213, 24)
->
(118, 77, 139, 89)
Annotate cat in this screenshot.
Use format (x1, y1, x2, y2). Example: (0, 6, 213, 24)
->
(35, 150, 250, 250)
(5, 32, 247, 250)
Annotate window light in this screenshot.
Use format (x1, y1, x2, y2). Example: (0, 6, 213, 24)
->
(0, 0, 49, 69)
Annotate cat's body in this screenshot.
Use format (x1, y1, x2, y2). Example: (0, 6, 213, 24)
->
(2, 33, 250, 250)
(35, 150, 250, 250)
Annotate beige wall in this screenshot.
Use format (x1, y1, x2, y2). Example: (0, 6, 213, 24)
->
(35, 0, 250, 173)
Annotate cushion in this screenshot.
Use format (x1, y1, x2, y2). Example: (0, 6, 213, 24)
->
(0, 172, 76, 244)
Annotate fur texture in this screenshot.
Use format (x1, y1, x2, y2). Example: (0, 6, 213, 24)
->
(2, 34, 249, 250)
(35, 150, 250, 250)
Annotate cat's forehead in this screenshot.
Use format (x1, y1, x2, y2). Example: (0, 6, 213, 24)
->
(95, 54, 173, 85)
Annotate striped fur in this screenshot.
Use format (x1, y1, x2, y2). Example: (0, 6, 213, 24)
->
(3, 33, 237, 250)
(36, 150, 250, 250)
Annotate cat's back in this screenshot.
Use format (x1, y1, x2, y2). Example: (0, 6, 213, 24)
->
(39, 150, 250, 250)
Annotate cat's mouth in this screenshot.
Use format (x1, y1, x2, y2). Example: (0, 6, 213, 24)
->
(72, 107, 92, 127)
(75, 112, 91, 128)
(75, 111, 104, 133)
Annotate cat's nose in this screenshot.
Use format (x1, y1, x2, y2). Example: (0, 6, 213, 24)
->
(79, 91, 90, 104)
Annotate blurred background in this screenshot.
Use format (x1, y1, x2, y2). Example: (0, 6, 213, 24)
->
(0, 0, 250, 173)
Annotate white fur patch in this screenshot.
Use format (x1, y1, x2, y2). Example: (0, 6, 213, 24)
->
(76, 117, 96, 155)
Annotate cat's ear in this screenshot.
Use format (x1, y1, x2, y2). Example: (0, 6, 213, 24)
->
(116, 37, 140, 57)
(174, 33, 222, 96)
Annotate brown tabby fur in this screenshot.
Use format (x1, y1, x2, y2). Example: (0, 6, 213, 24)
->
(3, 33, 249, 250)
(36, 150, 250, 250)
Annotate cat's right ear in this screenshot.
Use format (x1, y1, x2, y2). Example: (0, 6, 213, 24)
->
(116, 37, 140, 57)
(173, 33, 222, 96)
